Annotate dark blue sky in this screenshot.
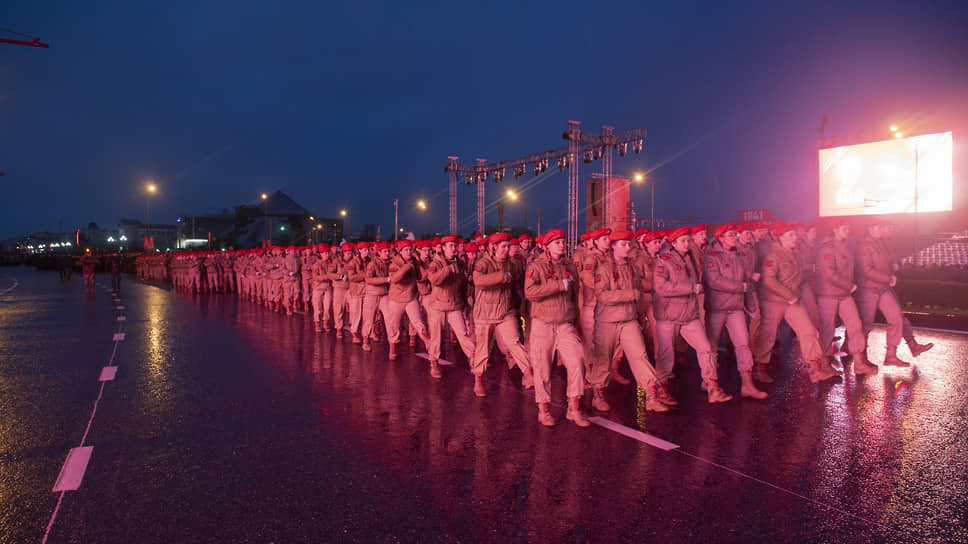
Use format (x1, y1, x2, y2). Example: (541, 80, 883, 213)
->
(2, 1, 966, 239)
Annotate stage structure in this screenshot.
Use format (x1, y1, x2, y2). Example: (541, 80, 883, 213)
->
(445, 120, 646, 250)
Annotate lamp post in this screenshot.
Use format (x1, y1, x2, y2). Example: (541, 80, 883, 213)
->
(417, 200, 432, 237)
(340, 209, 351, 241)
(146, 183, 156, 251)
(261, 193, 269, 247)
(634, 172, 654, 230)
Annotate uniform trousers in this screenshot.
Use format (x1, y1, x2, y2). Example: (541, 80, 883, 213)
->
(348, 294, 364, 333)
(817, 295, 865, 356)
(472, 316, 532, 377)
(332, 287, 348, 330)
(754, 300, 824, 365)
(656, 319, 717, 383)
(427, 307, 475, 362)
(706, 310, 754, 372)
(302, 275, 312, 305)
(579, 305, 596, 374)
(283, 279, 300, 310)
(637, 299, 658, 357)
(856, 288, 914, 350)
(800, 282, 821, 330)
(589, 320, 657, 388)
(362, 294, 389, 339)
(530, 319, 584, 404)
(385, 298, 427, 344)
(311, 285, 333, 324)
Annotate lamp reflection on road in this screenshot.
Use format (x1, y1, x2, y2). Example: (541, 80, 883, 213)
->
(143, 288, 171, 404)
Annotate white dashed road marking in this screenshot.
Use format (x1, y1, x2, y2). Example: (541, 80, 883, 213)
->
(52, 447, 94, 492)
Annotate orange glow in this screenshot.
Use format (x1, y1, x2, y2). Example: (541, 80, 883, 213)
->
(889, 125, 898, 133)
(894, 132, 904, 138)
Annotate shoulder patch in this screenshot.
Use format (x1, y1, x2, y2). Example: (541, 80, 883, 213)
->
(765, 260, 774, 267)
(583, 264, 592, 270)
(474, 266, 483, 272)
(593, 274, 601, 283)
(656, 266, 666, 274)
(707, 262, 715, 268)
(660, 255, 670, 261)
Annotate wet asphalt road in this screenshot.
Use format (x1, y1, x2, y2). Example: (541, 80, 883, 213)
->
(1, 266, 967, 543)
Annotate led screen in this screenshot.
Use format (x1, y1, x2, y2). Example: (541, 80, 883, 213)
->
(819, 131, 952, 217)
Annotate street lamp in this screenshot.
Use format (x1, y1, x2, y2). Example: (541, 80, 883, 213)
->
(417, 200, 433, 237)
(261, 193, 269, 246)
(340, 209, 351, 241)
(146, 182, 157, 252)
(634, 172, 654, 230)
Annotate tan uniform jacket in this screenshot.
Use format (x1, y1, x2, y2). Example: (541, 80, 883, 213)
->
(653, 248, 700, 322)
(332, 258, 350, 289)
(703, 242, 748, 312)
(592, 257, 639, 323)
(267, 257, 284, 280)
(796, 239, 818, 285)
(311, 258, 336, 288)
(630, 247, 655, 303)
(815, 238, 854, 297)
(282, 254, 300, 281)
(364, 257, 390, 296)
(525, 252, 578, 324)
(388, 254, 419, 303)
(759, 242, 801, 303)
(345, 256, 366, 296)
(580, 248, 607, 307)
(855, 235, 893, 293)
(426, 256, 467, 312)
(689, 241, 707, 282)
(416, 259, 432, 297)
(472, 252, 514, 323)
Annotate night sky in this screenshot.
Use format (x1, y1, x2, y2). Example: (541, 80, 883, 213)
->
(2, 1, 966, 240)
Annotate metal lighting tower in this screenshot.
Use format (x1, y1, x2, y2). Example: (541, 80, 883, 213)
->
(476, 158, 486, 233)
(565, 120, 581, 251)
(447, 156, 458, 234)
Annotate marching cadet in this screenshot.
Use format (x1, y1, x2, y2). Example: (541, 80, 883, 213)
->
(518, 234, 534, 263)
(525, 229, 590, 427)
(815, 219, 877, 375)
(796, 222, 821, 329)
(589, 230, 667, 412)
(654, 227, 731, 404)
(346, 243, 367, 343)
(753, 223, 839, 383)
(80, 252, 98, 293)
(471, 232, 534, 397)
(300, 247, 315, 312)
(282, 246, 302, 315)
(331, 243, 353, 339)
(425, 235, 476, 378)
(251, 249, 266, 303)
(579, 229, 611, 376)
(704, 223, 767, 399)
(203, 252, 219, 292)
(362, 241, 392, 353)
(310, 245, 336, 331)
(234, 250, 248, 299)
(634, 228, 663, 357)
(266, 246, 285, 311)
(385, 240, 430, 361)
(411, 239, 434, 347)
(188, 252, 203, 293)
(688, 224, 709, 324)
(855, 220, 933, 366)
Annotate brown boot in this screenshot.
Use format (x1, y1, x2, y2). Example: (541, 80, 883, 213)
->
(656, 381, 678, 406)
(473, 375, 486, 397)
(753, 364, 774, 383)
(314, 321, 322, 333)
(362, 339, 372, 352)
(352, 332, 362, 344)
(852, 351, 879, 375)
(336, 330, 344, 339)
(740, 371, 768, 399)
(610, 356, 632, 385)
(807, 359, 840, 382)
(705, 379, 733, 403)
(645, 386, 670, 412)
(566, 397, 591, 427)
(909, 341, 934, 357)
(429, 359, 442, 379)
(537, 403, 557, 427)
(884, 346, 911, 367)
(388, 342, 398, 361)
(591, 387, 611, 412)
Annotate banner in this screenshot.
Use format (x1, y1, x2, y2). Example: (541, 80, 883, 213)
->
(737, 209, 772, 223)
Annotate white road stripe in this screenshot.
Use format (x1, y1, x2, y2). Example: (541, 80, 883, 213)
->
(99, 367, 117, 381)
(116, 316, 126, 322)
(52, 446, 93, 492)
(415, 353, 455, 366)
(112, 333, 125, 341)
(589, 417, 680, 451)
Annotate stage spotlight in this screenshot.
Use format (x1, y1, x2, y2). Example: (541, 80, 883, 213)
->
(633, 139, 644, 153)
(617, 142, 628, 156)
(592, 147, 602, 160)
(584, 150, 593, 163)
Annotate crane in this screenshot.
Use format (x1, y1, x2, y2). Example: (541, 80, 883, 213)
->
(0, 27, 49, 48)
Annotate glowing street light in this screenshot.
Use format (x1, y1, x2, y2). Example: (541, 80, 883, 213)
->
(261, 193, 270, 245)
(145, 181, 157, 252)
(417, 200, 432, 235)
(634, 171, 655, 229)
(889, 125, 898, 133)
(894, 131, 904, 138)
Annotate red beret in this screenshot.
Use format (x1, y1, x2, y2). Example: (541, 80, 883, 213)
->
(440, 234, 459, 244)
(509, 238, 520, 246)
(609, 229, 634, 242)
(373, 241, 390, 251)
(714, 223, 736, 239)
(753, 223, 769, 231)
(828, 218, 850, 230)
(736, 223, 752, 232)
(668, 226, 691, 241)
(690, 224, 707, 235)
(357, 241, 371, 249)
(518, 234, 531, 243)
(465, 242, 479, 252)
(341, 242, 356, 252)
(318, 243, 330, 251)
(543, 228, 566, 243)
(579, 232, 590, 242)
(488, 232, 512, 244)
(771, 222, 795, 237)
(642, 231, 661, 243)
(414, 240, 432, 249)
(393, 240, 411, 250)
(634, 227, 651, 239)
(592, 228, 612, 240)
(805, 222, 820, 232)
